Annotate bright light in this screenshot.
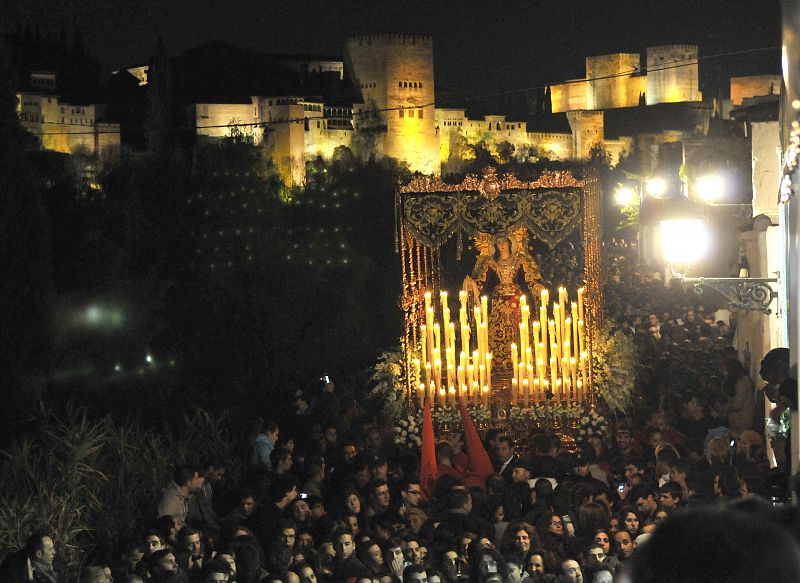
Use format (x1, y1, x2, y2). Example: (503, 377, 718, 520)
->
(696, 174, 725, 203)
(660, 219, 709, 266)
(646, 177, 667, 198)
(145, 354, 153, 364)
(614, 186, 637, 207)
(85, 305, 102, 324)
(114, 363, 122, 372)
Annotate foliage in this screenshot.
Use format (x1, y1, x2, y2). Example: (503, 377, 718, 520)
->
(592, 324, 637, 414)
(0, 404, 242, 579)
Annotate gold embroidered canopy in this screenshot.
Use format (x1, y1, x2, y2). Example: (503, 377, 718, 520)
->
(396, 168, 604, 409)
(402, 186, 581, 249)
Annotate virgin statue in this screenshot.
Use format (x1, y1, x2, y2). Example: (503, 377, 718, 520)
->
(463, 229, 544, 375)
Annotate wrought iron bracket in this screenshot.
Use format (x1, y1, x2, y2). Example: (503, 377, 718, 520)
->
(680, 277, 778, 314)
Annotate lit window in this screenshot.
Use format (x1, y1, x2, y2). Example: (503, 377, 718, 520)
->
(409, 109, 414, 118)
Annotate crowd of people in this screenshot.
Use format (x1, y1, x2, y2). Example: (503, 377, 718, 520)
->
(3, 251, 800, 583)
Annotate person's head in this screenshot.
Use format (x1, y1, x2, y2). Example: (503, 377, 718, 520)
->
(473, 548, 507, 583)
(264, 419, 280, 444)
(613, 530, 635, 559)
(174, 464, 205, 493)
(151, 549, 178, 576)
(505, 553, 525, 583)
(357, 540, 384, 570)
(297, 565, 316, 583)
(619, 509, 641, 535)
(368, 453, 389, 480)
(332, 528, 355, 560)
(80, 566, 111, 583)
(343, 488, 362, 514)
(593, 530, 611, 554)
(290, 498, 311, 523)
(405, 536, 423, 565)
(448, 489, 473, 513)
(510, 460, 531, 483)
(271, 447, 293, 474)
(533, 511, 563, 539)
(203, 457, 227, 483)
(367, 428, 383, 451)
(404, 508, 428, 534)
(630, 485, 658, 517)
(584, 542, 606, 567)
(367, 478, 391, 510)
(624, 457, 646, 483)
(507, 521, 536, 554)
(277, 519, 297, 548)
(143, 531, 165, 557)
(239, 489, 257, 516)
(202, 559, 232, 582)
(560, 559, 583, 583)
(341, 442, 358, 463)
(496, 436, 514, 463)
(658, 482, 683, 509)
(654, 508, 669, 524)
(615, 425, 632, 451)
(400, 477, 423, 508)
(403, 564, 428, 583)
(626, 508, 800, 583)
(179, 525, 202, 556)
(527, 552, 546, 576)
(760, 348, 790, 385)
(26, 532, 56, 566)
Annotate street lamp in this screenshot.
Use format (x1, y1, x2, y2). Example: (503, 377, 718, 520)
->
(646, 177, 668, 198)
(660, 217, 778, 314)
(695, 174, 726, 204)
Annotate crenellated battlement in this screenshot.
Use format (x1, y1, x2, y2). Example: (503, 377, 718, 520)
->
(347, 34, 433, 47)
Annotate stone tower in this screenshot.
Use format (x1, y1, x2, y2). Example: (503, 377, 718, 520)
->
(344, 34, 439, 175)
(566, 110, 605, 159)
(646, 45, 701, 105)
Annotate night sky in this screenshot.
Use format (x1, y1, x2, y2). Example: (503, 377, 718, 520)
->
(4, 0, 783, 98)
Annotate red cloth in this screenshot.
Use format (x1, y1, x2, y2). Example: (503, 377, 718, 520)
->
(419, 401, 438, 500)
(458, 403, 494, 489)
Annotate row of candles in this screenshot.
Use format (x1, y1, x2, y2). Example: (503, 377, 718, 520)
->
(414, 290, 493, 407)
(511, 287, 588, 406)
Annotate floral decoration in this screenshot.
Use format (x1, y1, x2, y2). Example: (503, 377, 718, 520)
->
(592, 324, 636, 414)
(393, 412, 422, 449)
(369, 346, 408, 424)
(577, 411, 608, 438)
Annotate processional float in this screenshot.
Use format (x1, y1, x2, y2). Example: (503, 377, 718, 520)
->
(396, 167, 604, 432)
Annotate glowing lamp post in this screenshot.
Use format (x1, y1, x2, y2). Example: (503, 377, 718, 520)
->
(660, 218, 778, 314)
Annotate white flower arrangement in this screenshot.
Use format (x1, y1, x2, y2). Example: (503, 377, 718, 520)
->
(393, 411, 422, 449)
(369, 346, 409, 424)
(765, 409, 790, 441)
(468, 404, 491, 423)
(431, 405, 460, 428)
(592, 324, 636, 414)
(509, 404, 548, 423)
(563, 403, 583, 420)
(577, 411, 608, 438)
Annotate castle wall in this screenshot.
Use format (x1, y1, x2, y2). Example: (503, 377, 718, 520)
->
(646, 45, 701, 105)
(566, 110, 604, 159)
(586, 53, 641, 109)
(346, 34, 439, 175)
(551, 79, 590, 113)
(730, 75, 781, 105)
(194, 103, 258, 141)
(527, 132, 573, 160)
(17, 91, 120, 159)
